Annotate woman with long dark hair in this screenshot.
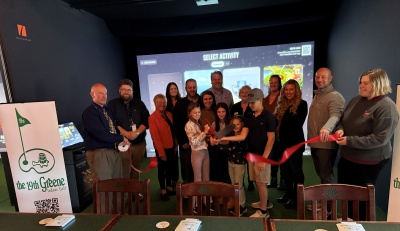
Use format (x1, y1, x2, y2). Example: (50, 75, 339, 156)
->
(165, 82, 182, 113)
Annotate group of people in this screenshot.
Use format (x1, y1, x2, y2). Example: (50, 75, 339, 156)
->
(82, 79, 149, 202)
(82, 67, 399, 220)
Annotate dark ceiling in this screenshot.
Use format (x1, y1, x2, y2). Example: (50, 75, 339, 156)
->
(61, 0, 342, 37)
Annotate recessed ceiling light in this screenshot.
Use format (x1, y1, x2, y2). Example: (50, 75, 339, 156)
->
(196, 0, 219, 6)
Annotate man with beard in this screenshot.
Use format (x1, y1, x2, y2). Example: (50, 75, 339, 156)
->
(173, 79, 200, 184)
(108, 79, 150, 183)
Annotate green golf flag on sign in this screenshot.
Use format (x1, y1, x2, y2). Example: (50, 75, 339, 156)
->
(15, 109, 31, 127)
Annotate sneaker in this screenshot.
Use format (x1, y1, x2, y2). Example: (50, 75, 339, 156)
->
(210, 202, 215, 212)
(251, 200, 273, 209)
(251, 201, 261, 209)
(202, 202, 215, 212)
(307, 202, 321, 211)
(250, 209, 270, 218)
(239, 206, 247, 216)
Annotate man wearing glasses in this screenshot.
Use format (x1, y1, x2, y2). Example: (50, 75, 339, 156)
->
(108, 79, 150, 185)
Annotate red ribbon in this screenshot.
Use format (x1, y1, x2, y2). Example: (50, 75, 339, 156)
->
(246, 133, 340, 165)
(130, 157, 158, 173)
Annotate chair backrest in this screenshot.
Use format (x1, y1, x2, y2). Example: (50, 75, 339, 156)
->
(176, 181, 240, 217)
(297, 183, 375, 221)
(92, 178, 150, 215)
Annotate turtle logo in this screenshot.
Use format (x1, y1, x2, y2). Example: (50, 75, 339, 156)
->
(18, 148, 55, 174)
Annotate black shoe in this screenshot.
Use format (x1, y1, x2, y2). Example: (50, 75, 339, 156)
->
(283, 199, 296, 209)
(160, 193, 170, 201)
(277, 194, 290, 204)
(248, 181, 255, 191)
(277, 179, 286, 191)
(166, 188, 176, 196)
(267, 177, 278, 188)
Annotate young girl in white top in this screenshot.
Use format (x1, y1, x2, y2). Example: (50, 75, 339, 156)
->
(185, 102, 210, 213)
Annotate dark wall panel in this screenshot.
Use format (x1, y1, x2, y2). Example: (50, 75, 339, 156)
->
(0, 0, 125, 131)
(328, 0, 400, 213)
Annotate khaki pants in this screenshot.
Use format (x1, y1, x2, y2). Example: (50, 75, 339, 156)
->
(121, 140, 146, 180)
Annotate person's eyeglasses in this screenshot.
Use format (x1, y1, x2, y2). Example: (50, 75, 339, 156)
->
(120, 88, 133, 92)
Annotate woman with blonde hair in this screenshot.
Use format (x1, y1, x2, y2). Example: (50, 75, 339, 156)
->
(274, 79, 308, 208)
(335, 68, 399, 220)
(148, 94, 178, 201)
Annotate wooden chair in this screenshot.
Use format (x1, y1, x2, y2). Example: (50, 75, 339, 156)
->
(92, 178, 150, 215)
(176, 181, 240, 217)
(297, 183, 375, 221)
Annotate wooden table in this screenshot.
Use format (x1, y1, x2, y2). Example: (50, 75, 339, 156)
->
(109, 215, 268, 231)
(0, 212, 116, 230)
(269, 219, 400, 231)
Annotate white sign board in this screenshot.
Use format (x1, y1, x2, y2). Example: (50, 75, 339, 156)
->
(0, 102, 72, 213)
(388, 84, 400, 221)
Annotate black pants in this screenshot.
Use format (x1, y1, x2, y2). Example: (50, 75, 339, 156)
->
(211, 145, 230, 184)
(311, 148, 338, 184)
(281, 145, 305, 200)
(269, 142, 283, 180)
(338, 157, 389, 220)
(156, 148, 178, 190)
(179, 145, 193, 183)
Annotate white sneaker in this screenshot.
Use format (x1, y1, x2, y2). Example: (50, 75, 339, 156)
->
(250, 210, 270, 218)
(251, 201, 261, 209)
(251, 200, 273, 209)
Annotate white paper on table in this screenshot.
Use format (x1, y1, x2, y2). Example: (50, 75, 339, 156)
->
(175, 218, 202, 231)
(45, 214, 75, 227)
(336, 222, 366, 231)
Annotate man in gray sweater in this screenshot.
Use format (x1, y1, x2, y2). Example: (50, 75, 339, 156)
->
(307, 67, 345, 187)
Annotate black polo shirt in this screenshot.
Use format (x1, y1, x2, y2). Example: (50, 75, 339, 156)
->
(244, 109, 276, 155)
(107, 97, 149, 145)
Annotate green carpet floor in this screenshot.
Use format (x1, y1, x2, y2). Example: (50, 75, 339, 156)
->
(0, 156, 387, 220)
